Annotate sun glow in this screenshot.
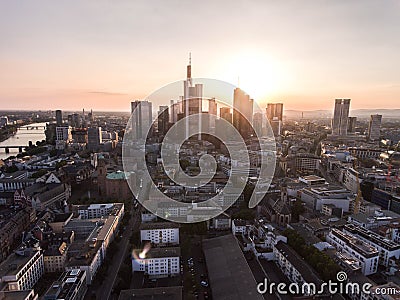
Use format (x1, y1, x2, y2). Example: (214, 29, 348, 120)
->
(217, 51, 285, 103)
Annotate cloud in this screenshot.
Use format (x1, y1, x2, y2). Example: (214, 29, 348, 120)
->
(86, 91, 128, 96)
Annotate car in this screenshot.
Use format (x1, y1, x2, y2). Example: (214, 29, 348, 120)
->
(200, 280, 209, 287)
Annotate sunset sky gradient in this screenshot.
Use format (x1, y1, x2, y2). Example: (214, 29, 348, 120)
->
(0, 0, 399, 111)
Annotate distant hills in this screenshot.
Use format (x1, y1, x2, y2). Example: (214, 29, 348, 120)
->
(284, 109, 400, 120)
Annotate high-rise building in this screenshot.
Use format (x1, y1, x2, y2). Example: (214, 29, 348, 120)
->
(233, 88, 253, 138)
(368, 114, 382, 141)
(220, 107, 232, 123)
(158, 105, 169, 135)
(266, 103, 283, 136)
(208, 98, 218, 132)
(332, 99, 351, 136)
(183, 56, 203, 139)
(266, 103, 283, 121)
(87, 127, 102, 151)
(253, 112, 263, 137)
(347, 116, 357, 133)
(169, 100, 181, 124)
(56, 110, 62, 126)
(131, 100, 153, 139)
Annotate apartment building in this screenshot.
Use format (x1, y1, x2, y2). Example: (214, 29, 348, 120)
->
(343, 224, 400, 267)
(326, 228, 379, 275)
(140, 222, 179, 246)
(0, 248, 44, 291)
(132, 247, 180, 278)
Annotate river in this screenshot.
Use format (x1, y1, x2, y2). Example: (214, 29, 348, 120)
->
(0, 122, 46, 160)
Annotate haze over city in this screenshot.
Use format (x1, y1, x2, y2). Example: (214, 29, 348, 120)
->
(1, 0, 400, 111)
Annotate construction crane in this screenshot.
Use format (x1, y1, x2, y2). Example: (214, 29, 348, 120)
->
(353, 158, 363, 214)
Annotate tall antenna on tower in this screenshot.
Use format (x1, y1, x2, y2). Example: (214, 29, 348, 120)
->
(189, 52, 191, 65)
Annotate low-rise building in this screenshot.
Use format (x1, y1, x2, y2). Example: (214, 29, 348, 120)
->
(273, 241, 324, 296)
(343, 224, 400, 267)
(43, 269, 87, 300)
(326, 228, 379, 275)
(132, 247, 180, 278)
(0, 248, 44, 291)
(77, 203, 124, 220)
(44, 242, 68, 273)
(140, 222, 179, 246)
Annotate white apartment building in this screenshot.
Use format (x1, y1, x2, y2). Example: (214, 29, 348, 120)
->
(273, 241, 323, 296)
(132, 247, 180, 278)
(139, 222, 179, 246)
(326, 228, 379, 275)
(232, 219, 250, 235)
(0, 248, 44, 291)
(77, 203, 124, 220)
(343, 224, 400, 267)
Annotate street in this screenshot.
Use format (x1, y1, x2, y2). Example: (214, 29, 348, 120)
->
(85, 207, 142, 300)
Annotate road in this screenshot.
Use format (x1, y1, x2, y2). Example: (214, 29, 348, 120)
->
(85, 207, 142, 300)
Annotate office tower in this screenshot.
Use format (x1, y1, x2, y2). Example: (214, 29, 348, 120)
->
(208, 98, 218, 132)
(158, 105, 169, 135)
(183, 55, 203, 139)
(266, 103, 283, 121)
(56, 110, 62, 126)
(87, 127, 102, 151)
(253, 112, 263, 137)
(368, 114, 382, 141)
(220, 107, 232, 123)
(169, 100, 181, 124)
(347, 117, 357, 133)
(266, 103, 283, 136)
(331, 99, 351, 136)
(233, 88, 253, 139)
(131, 100, 153, 140)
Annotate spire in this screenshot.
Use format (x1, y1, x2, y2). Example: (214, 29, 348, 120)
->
(186, 52, 192, 84)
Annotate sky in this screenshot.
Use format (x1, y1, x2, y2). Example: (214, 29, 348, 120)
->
(0, 0, 399, 111)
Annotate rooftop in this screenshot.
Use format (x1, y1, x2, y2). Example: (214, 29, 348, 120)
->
(203, 234, 264, 300)
(118, 286, 182, 300)
(132, 247, 181, 259)
(274, 241, 323, 285)
(139, 222, 179, 231)
(0, 248, 41, 278)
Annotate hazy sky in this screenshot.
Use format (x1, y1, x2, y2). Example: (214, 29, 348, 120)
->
(1, 0, 399, 111)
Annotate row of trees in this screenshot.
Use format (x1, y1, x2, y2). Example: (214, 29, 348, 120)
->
(282, 228, 341, 281)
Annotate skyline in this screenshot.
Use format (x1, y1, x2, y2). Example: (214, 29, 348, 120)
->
(1, 1, 400, 111)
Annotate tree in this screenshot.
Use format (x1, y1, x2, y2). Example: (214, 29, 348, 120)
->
(231, 209, 255, 220)
(291, 199, 305, 222)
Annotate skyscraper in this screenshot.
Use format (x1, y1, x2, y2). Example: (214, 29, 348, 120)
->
(266, 103, 283, 136)
(183, 55, 203, 139)
(253, 112, 263, 137)
(56, 110, 62, 126)
(131, 100, 153, 140)
(208, 98, 218, 132)
(331, 99, 351, 136)
(347, 116, 357, 133)
(368, 114, 382, 141)
(220, 107, 232, 123)
(158, 105, 169, 135)
(233, 88, 253, 139)
(87, 127, 102, 151)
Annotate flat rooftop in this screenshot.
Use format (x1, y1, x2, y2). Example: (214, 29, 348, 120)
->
(203, 234, 264, 300)
(139, 221, 179, 230)
(132, 247, 181, 259)
(0, 249, 40, 278)
(118, 286, 182, 300)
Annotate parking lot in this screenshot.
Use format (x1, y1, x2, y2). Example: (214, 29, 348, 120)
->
(181, 234, 212, 300)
